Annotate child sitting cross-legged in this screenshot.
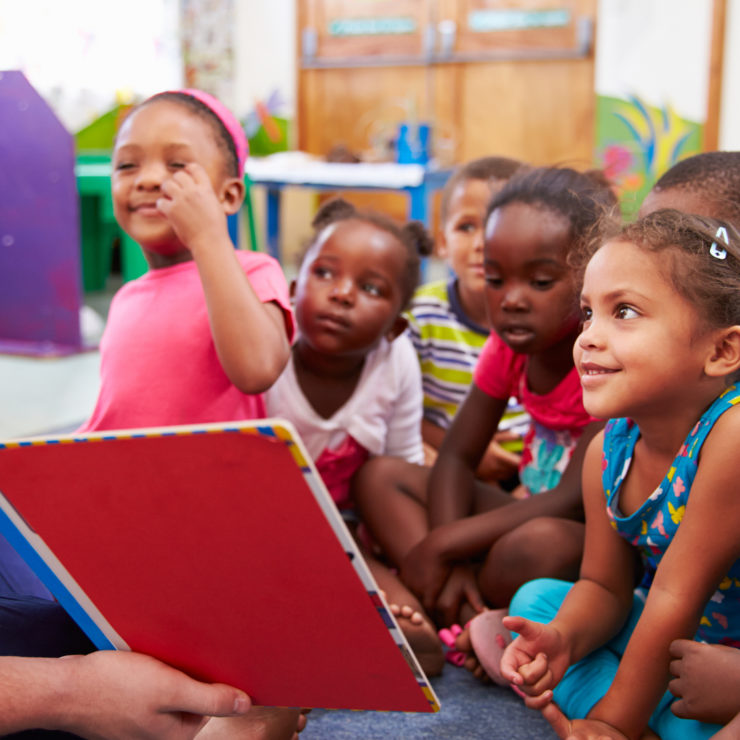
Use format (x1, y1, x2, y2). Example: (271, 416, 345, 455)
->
(353, 167, 619, 682)
(263, 198, 449, 675)
(501, 209, 740, 740)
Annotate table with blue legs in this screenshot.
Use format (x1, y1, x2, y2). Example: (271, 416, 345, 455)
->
(244, 157, 453, 261)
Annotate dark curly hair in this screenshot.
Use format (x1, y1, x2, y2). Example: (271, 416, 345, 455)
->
(615, 208, 740, 331)
(440, 156, 526, 223)
(649, 151, 740, 226)
(307, 198, 434, 309)
(486, 166, 620, 260)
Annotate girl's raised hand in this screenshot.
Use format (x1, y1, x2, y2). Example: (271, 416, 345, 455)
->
(157, 163, 230, 253)
(541, 703, 632, 740)
(500, 616, 570, 707)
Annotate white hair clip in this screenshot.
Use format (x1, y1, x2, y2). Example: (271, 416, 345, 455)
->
(710, 225, 728, 260)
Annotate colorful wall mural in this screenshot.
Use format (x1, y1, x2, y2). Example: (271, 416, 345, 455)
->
(595, 94, 703, 218)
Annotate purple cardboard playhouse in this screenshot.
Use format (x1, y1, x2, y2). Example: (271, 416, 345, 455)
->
(0, 70, 83, 355)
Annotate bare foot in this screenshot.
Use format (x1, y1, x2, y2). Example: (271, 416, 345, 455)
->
(367, 556, 445, 677)
(382, 591, 445, 677)
(455, 608, 511, 685)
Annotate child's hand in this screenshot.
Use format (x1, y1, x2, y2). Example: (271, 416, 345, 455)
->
(500, 615, 570, 708)
(669, 639, 740, 725)
(542, 702, 632, 740)
(434, 564, 485, 627)
(157, 163, 230, 253)
(399, 532, 452, 613)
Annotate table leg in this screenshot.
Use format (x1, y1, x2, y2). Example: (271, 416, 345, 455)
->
(407, 185, 432, 280)
(266, 186, 281, 262)
(407, 185, 428, 224)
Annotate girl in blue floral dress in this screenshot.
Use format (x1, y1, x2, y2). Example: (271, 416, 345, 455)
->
(501, 209, 740, 739)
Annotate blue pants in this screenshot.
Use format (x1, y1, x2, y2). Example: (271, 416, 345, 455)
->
(0, 533, 52, 600)
(0, 534, 93, 738)
(509, 578, 720, 740)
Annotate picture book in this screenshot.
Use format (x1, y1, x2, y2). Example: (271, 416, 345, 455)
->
(0, 420, 439, 712)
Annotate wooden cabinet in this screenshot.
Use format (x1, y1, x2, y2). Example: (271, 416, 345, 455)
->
(297, 0, 597, 220)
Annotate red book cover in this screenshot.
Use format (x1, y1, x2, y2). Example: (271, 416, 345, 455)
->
(0, 421, 439, 712)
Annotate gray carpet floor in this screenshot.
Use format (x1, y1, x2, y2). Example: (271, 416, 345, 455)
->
(301, 658, 557, 739)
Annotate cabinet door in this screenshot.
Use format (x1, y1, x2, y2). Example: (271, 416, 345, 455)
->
(300, 0, 435, 63)
(296, 0, 597, 220)
(435, 0, 596, 165)
(298, 0, 436, 158)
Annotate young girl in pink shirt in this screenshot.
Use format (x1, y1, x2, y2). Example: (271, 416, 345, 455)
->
(69, 89, 301, 738)
(79, 89, 293, 433)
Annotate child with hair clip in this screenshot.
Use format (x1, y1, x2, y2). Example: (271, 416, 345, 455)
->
(406, 155, 525, 473)
(355, 166, 618, 681)
(262, 198, 447, 675)
(0, 89, 303, 739)
(500, 209, 740, 740)
(637, 153, 740, 737)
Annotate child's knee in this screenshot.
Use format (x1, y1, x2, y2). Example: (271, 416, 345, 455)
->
(482, 517, 582, 598)
(352, 455, 398, 501)
(352, 456, 424, 506)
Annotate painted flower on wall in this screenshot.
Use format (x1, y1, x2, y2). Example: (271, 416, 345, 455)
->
(596, 94, 702, 217)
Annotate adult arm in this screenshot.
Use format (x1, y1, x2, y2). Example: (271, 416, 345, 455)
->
(0, 651, 249, 739)
(158, 163, 291, 393)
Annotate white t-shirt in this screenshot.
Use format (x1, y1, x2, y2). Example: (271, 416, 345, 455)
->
(265, 334, 424, 465)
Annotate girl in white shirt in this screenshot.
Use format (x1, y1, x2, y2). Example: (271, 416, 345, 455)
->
(265, 197, 444, 674)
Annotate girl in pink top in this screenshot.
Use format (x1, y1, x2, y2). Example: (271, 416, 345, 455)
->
(354, 167, 618, 681)
(79, 90, 293, 433)
(73, 89, 298, 738)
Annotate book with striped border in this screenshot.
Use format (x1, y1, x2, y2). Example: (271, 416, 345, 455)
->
(0, 420, 439, 712)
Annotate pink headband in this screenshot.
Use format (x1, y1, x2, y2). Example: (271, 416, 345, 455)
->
(159, 88, 248, 176)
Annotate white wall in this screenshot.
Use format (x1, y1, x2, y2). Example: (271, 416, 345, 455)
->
(720, 0, 740, 149)
(596, 0, 711, 122)
(233, 0, 296, 121)
(0, 0, 182, 132)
